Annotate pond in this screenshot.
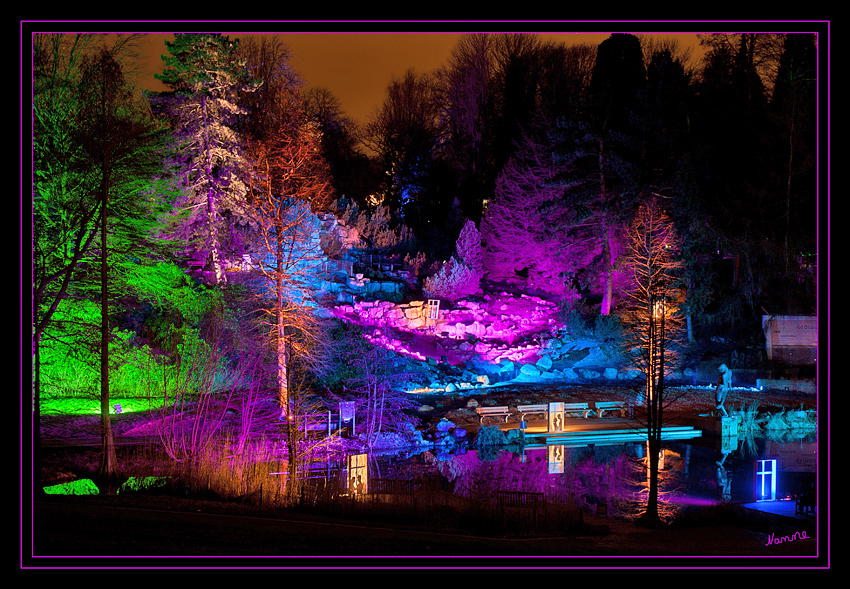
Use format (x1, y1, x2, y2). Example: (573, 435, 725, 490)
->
(359, 429, 818, 520)
(42, 423, 817, 523)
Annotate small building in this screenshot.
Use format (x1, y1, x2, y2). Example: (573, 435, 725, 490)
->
(762, 315, 817, 365)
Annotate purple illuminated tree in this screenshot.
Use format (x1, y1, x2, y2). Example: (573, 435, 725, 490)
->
(481, 132, 612, 301)
(423, 219, 483, 301)
(455, 218, 484, 277)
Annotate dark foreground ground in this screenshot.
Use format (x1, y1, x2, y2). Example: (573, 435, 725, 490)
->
(28, 383, 827, 569)
(27, 492, 825, 569)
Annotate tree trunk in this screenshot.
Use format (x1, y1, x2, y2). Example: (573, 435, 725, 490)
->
(640, 298, 665, 528)
(202, 95, 225, 286)
(33, 338, 44, 495)
(97, 181, 119, 492)
(601, 227, 614, 316)
(599, 137, 613, 316)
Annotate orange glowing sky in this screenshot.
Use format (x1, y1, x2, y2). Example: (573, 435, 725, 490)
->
(132, 26, 713, 126)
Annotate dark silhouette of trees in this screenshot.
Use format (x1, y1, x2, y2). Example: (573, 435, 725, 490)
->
(767, 33, 818, 313)
(363, 68, 442, 221)
(436, 33, 496, 221)
(234, 34, 300, 143)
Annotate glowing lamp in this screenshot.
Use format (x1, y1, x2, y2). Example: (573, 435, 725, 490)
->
(756, 459, 777, 501)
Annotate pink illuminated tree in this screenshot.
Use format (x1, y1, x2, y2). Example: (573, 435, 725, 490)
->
(455, 218, 483, 276)
(481, 132, 616, 301)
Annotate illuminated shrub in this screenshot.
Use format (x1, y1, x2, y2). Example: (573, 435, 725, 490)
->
(422, 219, 483, 301)
(422, 256, 482, 302)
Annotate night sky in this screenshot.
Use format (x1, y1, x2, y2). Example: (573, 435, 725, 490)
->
(131, 27, 707, 126)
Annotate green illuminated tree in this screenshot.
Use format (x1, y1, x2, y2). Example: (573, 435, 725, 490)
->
(73, 47, 169, 490)
(32, 33, 160, 494)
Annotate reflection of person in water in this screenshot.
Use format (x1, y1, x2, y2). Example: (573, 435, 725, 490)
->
(715, 364, 732, 417)
(554, 413, 563, 432)
(715, 451, 731, 501)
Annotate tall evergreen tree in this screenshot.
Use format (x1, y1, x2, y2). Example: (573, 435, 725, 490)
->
(152, 33, 257, 286)
(694, 36, 778, 330)
(578, 33, 647, 315)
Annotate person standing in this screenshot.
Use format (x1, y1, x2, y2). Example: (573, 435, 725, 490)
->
(715, 364, 732, 417)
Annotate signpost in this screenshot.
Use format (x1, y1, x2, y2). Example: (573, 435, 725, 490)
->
(339, 401, 356, 437)
(548, 402, 564, 433)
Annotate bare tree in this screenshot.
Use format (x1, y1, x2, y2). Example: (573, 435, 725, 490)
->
(619, 198, 686, 527)
(243, 97, 335, 496)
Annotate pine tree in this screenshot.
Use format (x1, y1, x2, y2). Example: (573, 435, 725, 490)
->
(423, 219, 483, 301)
(481, 131, 609, 300)
(152, 33, 257, 286)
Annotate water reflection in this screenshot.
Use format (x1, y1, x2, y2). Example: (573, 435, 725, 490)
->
(366, 429, 818, 521)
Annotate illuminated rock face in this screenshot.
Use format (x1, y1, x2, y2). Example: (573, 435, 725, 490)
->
(332, 292, 569, 371)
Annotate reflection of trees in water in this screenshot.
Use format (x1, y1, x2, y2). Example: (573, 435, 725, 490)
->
(427, 441, 770, 522)
(433, 446, 639, 514)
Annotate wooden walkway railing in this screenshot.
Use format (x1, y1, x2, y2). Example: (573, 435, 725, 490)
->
(370, 478, 415, 496)
(496, 490, 544, 509)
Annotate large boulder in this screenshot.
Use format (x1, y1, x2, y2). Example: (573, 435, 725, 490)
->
(536, 354, 553, 371)
(520, 363, 541, 377)
(562, 368, 580, 380)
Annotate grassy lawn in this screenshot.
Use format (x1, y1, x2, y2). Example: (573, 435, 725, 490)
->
(38, 395, 166, 416)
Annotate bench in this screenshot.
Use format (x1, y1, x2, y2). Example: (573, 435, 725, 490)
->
(516, 404, 548, 420)
(563, 402, 593, 419)
(516, 402, 593, 420)
(795, 492, 816, 517)
(594, 401, 629, 418)
(475, 406, 512, 424)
